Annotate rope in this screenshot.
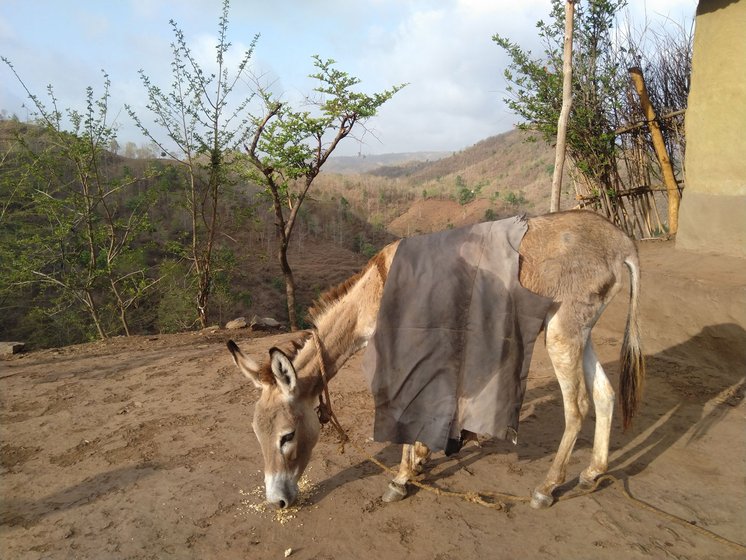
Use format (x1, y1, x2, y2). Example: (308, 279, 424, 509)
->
(309, 329, 746, 553)
(598, 475, 746, 553)
(358, 439, 746, 552)
(360, 448, 523, 510)
(312, 330, 349, 454)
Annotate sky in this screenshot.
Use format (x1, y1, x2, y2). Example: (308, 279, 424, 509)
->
(0, 0, 697, 157)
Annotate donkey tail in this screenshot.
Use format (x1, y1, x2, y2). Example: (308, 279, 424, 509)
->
(619, 253, 645, 430)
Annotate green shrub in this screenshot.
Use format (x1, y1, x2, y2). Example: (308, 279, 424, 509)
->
(505, 190, 528, 207)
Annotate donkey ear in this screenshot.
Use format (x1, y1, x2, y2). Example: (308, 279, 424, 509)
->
(269, 347, 298, 396)
(227, 340, 264, 389)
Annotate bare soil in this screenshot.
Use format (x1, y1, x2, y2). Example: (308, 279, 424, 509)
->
(2, 239, 745, 560)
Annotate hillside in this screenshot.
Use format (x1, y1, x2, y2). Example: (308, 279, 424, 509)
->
(1, 121, 574, 347)
(234, 129, 577, 325)
(313, 129, 575, 235)
(324, 151, 449, 175)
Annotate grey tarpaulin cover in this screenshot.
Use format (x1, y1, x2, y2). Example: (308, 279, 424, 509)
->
(362, 216, 553, 452)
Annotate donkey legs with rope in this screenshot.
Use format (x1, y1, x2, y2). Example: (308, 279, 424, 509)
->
(378, 213, 645, 508)
(228, 210, 645, 511)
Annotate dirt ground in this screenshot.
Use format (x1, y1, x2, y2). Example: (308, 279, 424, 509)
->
(2, 239, 745, 560)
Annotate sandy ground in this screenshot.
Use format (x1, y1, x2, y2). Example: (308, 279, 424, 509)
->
(2, 239, 745, 560)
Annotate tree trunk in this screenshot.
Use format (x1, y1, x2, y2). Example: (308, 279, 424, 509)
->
(109, 279, 131, 336)
(119, 307, 131, 336)
(196, 268, 210, 329)
(628, 66, 680, 234)
(550, 0, 576, 213)
(84, 290, 107, 340)
(278, 241, 298, 331)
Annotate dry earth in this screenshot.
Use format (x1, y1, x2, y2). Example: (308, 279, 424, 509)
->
(2, 239, 745, 560)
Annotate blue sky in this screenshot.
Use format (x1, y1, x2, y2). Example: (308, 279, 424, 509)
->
(1, 0, 696, 156)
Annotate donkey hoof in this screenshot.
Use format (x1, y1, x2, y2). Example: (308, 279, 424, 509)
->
(530, 489, 554, 509)
(382, 482, 408, 503)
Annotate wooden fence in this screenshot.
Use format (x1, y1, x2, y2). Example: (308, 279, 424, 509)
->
(573, 106, 686, 239)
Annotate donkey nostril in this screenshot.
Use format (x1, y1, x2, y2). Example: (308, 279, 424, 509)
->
(278, 499, 287, 509)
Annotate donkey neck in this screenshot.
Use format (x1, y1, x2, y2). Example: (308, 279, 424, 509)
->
(292, 246, 395, 384)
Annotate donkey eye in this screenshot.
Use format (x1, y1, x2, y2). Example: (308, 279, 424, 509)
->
(280, 432, 295, 447)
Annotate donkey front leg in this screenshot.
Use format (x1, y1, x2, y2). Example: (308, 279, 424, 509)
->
(382, 442, 431, 502)
(531, 315, 590, 509)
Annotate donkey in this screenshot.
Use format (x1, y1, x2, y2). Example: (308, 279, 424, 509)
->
(228, 210, 645, 510)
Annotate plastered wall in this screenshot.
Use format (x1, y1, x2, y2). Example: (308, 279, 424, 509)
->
(677, 0, 746, 257)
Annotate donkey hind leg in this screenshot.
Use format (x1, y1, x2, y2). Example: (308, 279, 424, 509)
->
(530, 312, 590, 509)
(382, 442, 431, 503)
(578, 339, 615, 488)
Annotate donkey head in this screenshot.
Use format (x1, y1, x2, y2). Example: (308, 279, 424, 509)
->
(227, 340, 321, 509)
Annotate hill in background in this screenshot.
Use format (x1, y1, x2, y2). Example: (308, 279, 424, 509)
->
(315, 128, 574, 235)
(262, 128, 575, 324)
(324, 151, 450, 175)
(1, 121, 573, 346)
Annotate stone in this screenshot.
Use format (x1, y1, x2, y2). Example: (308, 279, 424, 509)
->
(250, 316, 283, 330)
(0, 342, 25, 356)
(225, 317, 248, 330)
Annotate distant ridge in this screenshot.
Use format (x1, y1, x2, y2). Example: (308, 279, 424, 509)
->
(324, 151, 450, 175)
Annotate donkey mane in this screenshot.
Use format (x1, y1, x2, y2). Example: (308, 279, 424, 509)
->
(308, 250, 389, 324)
(254, 251, 386, 386)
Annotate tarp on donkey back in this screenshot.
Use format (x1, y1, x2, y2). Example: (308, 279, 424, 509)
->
(362, 216, 553, 453)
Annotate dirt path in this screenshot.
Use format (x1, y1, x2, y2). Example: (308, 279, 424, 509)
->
(2, 240, 745, 560)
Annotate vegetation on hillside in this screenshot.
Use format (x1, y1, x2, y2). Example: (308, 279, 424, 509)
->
(0, 64, 172, 342)
(1, 0, 402, 343)
(313, 129, 570, 231)
(1, 110, 555, 349)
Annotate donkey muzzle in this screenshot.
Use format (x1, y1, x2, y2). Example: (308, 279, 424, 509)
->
(265, 473, 298, 509)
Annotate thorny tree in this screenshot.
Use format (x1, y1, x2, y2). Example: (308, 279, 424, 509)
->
(244, 56, 404, 330)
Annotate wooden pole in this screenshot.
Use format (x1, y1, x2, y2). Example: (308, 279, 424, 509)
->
(628, 66, 680, 234)
(550, 0, 576, 213)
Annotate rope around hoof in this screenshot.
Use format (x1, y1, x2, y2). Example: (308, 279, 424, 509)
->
(337, 432, 746, 552)
(361, 449, 519, 510)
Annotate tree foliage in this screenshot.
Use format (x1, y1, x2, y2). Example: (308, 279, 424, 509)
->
(244, 56, 405, 329)
(1, 59, 160, 343)
(493, 0, 628, 190)
(128, 0, 257, 328)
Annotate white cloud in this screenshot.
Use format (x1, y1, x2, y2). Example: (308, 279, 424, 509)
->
(0, 0, 698, 155)
(344, 1, 545, 153)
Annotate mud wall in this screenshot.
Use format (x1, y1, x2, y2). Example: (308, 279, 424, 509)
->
(677, 0, 746, 257)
